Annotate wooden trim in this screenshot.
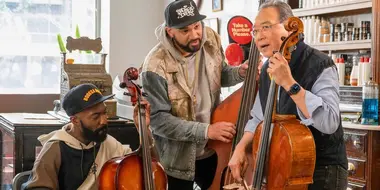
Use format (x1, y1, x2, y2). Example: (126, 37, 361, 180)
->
(372, 0, 380, 83)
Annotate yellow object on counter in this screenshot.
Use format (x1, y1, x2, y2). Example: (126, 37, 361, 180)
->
(66, 58, 74, 64)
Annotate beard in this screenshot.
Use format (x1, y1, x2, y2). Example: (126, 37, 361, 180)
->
(173, 37, 201, 53)
(80, 120, 108, 143)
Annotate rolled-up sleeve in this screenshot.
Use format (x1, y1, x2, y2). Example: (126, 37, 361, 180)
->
(244, 94, 263, 133)
(296, 66, 340, 134)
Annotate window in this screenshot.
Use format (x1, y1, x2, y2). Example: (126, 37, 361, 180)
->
(0, 0, 98, 94)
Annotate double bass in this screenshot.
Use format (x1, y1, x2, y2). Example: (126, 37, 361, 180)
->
(250, 17, 316, 189)
(98, 67, 167, 190)
(207, 0, 266, 189)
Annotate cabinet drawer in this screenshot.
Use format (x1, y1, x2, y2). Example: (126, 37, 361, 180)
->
(347, 157, 366, 181)
(347, 181, 366, 190)
(344, 129, 367, 157)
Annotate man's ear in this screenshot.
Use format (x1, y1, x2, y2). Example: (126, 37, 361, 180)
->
(166, 27, 174, 38)
(70, 115, 80, 125)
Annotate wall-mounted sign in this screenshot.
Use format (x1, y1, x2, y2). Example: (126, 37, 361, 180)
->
(227, 15, 253, 45)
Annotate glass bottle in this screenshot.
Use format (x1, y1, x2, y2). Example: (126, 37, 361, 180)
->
(361, 79, 379, 125)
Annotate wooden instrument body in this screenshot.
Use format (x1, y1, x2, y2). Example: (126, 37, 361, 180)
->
(98, 67, 168, 190)
(208, 87, 254, 190)
(98, 151, 167, 190)
(251, 115, 316, 190)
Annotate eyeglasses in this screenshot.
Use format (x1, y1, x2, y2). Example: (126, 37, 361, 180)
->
(251, 23, 280, 38)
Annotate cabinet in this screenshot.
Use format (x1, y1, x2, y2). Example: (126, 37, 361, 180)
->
(343, 122, 380, 190)
(0, 113, 139, 189)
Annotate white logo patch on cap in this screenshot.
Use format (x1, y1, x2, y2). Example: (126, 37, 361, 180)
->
(176, 2, 195, 19)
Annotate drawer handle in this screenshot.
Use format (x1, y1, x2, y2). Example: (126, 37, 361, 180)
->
(353, 140, 361, 146)
(348, 162, 356, 172)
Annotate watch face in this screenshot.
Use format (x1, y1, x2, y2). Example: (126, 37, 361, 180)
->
(289, 83, 301, 95)
(293, 84, 300, 91)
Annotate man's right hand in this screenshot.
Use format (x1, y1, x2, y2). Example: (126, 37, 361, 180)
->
(207, 122, 236, 143)
(228, 146, 248, 182)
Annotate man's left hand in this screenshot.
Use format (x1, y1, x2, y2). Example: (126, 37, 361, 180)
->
(133, 99, 151, 129)
(267, 52, 296, 91)
(238, 60, 249, 78)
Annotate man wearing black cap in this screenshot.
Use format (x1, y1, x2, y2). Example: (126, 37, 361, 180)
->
(22, 83, 155, 190)
(141, 0, 248, 189)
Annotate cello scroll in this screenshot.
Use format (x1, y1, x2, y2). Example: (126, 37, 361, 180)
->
(279, 17, 304, 61)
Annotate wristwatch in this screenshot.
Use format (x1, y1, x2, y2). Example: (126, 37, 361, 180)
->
(287, 83, 301, 96)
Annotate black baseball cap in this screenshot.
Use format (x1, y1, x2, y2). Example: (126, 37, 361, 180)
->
(165, 0, 206, 29)
(62, 83, 114, 116)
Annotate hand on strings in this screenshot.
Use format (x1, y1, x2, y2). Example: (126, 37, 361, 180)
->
(238, 60, 249, 78)
(133, 99, 151, 130)
(267, 52, 296, 90)
(207, 122, 236, 143)
(228, 147, 249, 182)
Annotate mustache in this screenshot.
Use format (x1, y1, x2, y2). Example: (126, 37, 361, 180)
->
(95, 125, 107, 133)
(188, 39, 201, 45)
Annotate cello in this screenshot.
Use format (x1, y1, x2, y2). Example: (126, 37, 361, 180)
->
(207, 1, 266, 189)
(98, 67, 167, 190)
(250, 17, 316, 190)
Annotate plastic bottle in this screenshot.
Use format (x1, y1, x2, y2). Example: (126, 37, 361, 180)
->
(361, 79, 379, 125)
(362, 57, 371, 84)
(350, 56, 359, 86)
(337, 58, 346, 86)
(358, 56, 364, 86)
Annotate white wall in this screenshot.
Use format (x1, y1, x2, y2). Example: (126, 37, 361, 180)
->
(101, 0, 165, 79)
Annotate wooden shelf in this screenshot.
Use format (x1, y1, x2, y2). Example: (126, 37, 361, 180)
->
(293, 0, 372, 17)
(310, 40, 371, 51)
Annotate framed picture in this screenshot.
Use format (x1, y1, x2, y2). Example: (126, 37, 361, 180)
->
(203, 18, 219, 34)
(212, 0, 222, 12)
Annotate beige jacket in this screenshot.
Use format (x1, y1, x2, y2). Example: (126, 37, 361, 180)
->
(141, 23, 243, 180)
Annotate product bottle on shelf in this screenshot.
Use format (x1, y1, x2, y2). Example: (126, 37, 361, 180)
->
(358, 56, 364, 86)
(337, 58, 346, 86)
(314, 16, 320, 44)
(362, 57, 371, 84)
(350, 56, 359, 86)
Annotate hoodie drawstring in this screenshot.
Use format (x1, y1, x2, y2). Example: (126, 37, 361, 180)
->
(91, 142, 98, 181)
(80, 144, 84, 180)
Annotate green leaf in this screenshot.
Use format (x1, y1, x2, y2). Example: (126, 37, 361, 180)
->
(75, 24, 80, 38)
(57, 34, 66, 53)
